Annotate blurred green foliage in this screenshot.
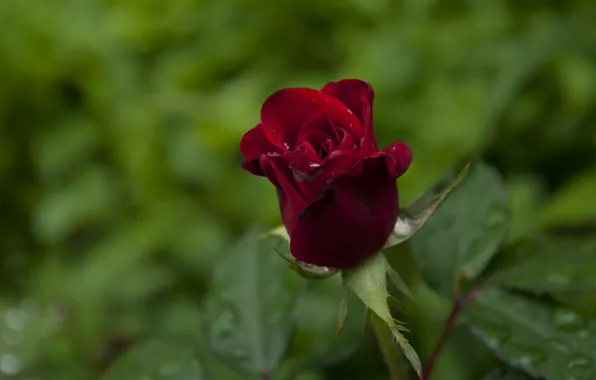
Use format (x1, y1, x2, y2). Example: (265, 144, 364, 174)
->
(1, 0, 596, 379)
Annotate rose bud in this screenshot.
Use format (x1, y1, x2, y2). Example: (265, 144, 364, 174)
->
(240, 79, 412, 268)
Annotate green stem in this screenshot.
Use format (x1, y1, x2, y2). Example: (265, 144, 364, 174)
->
(371, 311, 406, 380)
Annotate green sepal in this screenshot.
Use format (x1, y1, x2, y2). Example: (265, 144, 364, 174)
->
(342, 254, 422, 377)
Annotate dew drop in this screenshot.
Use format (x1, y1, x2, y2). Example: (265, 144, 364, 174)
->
(553, 309, 584, 331)
(508, 345, 548, 368)
(299, 262, 338, 276)
(391, 214, 420, 244)
(485, 203, 508, 229)
(0, 354, 21, 376)
(548, 338, 571, 353)
(474, 318, 512, 348)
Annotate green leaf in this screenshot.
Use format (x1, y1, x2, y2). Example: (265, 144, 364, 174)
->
(204, 231, 306, 377)
(540, 169, 596, 228)
(385, 159, 472, 248)
(101, 340, 207, 380)
(338, 287, 349, 336)
(342, 254, 422, 376)
(410, 162, 511, 297)
(288, 276, 365, 370)
(464, 288, 596, 380)
(482, 368, 533, 380)
(387, 266, 413, 300)
(486, 237, 596, 293)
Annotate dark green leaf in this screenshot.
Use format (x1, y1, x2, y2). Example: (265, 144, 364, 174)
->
(387, 267, 413, 300)
(410, 162, 510, 297)
(101, 340, 207, 380)
(487, 237, 596, 293)
(464, 288, 596, 380)
(482, 368, 533, 380)
(385, 159, 472, 248)
(204, 231, 306, 377)
(288, 276, 365, 369)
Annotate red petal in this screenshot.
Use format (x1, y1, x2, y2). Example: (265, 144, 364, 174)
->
(297, 113, 340, 145)
(240, 124, 282, 175)
(260, 88, 362, 149)
(382, 141, 412, 178)
(260, 153, 309, 232)
(289, 157, 398, 268)
(321, 79, 377, 152)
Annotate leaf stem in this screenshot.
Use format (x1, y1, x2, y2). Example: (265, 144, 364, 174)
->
(422, 290, 478, 379)
(371, 311, 405, 380)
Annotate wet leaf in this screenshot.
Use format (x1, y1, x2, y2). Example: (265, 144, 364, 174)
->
(486, 237, 596, 293)
(464, 288, 596, 380)
(288, 276, 365, 370)
(342, 254, 422, 376)
(204, 231, 306, 377)
(410, 162, 511, 297)
(100, 340, 207, 380)
(385, 160, 472, 248)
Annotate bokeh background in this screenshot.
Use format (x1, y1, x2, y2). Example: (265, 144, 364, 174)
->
(1, 0, 596, 379)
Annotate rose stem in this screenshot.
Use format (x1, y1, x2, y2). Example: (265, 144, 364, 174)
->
(421, 289, 479, 379)
(371, 311, 406, 380)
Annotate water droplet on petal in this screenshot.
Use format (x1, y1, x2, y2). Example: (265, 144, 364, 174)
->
(299, 262, 339, 277)
(553, 309, 584, 331)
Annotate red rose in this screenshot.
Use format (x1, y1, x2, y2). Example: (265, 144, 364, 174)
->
(240, 79, 412, 268)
